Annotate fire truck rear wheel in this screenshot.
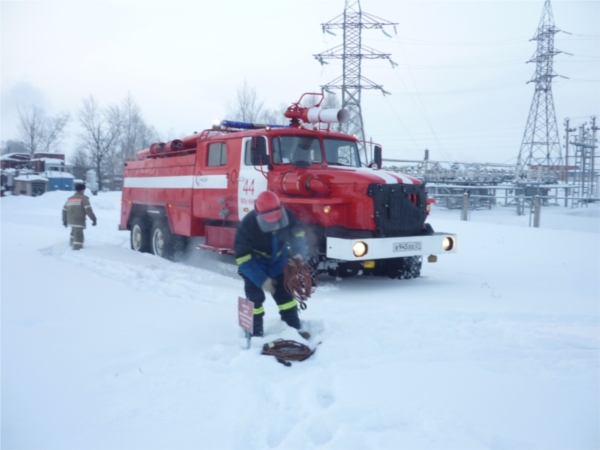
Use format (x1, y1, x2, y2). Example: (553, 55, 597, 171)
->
(151, 220, 188, 261)
(131, 217, 151, 253)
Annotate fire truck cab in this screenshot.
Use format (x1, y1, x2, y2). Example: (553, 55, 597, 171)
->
(120, 93, 456, 279)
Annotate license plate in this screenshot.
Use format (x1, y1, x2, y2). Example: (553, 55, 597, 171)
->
(393, 241, 422, 252)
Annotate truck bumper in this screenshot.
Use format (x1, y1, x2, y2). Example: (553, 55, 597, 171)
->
(326, 232, 457, 261)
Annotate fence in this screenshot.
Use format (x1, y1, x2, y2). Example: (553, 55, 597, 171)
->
(430, 191, 599, 227)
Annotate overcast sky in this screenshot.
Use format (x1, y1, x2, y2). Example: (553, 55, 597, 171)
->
(1, 0, 598, 165)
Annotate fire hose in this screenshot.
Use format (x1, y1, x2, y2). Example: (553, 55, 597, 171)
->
(261, 339, 317, 367)
(283, 258, 317, 309)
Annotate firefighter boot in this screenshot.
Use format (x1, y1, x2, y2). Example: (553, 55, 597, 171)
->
(252, 314, 264, 338)
(279, 306, 301, 330)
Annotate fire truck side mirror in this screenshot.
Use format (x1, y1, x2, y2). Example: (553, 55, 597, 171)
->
(251, 137, 268, 166)
(374, 145, 382, 169)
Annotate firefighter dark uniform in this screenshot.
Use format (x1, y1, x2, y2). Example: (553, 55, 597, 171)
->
(235, 191, 306, 337)
(62, 184, 97, 250)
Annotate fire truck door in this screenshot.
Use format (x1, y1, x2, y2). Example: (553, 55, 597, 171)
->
(238, 136, 268, 220)
(193, 141, 231, 220)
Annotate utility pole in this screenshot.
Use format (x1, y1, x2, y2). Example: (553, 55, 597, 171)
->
(517, 0, 568, 178)
(315, 0, 397, 163)
(564, 118, 576, 181)
(563, 118, 576, 206)
(591, 116, 599, 200)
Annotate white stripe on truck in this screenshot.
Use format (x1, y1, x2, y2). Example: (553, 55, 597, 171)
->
(124, 175, 228, 189)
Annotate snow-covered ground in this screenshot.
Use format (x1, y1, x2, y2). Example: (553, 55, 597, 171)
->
(2, 191, 599, 449)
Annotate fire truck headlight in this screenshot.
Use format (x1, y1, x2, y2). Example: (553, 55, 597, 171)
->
(442, 237, 455, 251)
(353, 241, 368, 257)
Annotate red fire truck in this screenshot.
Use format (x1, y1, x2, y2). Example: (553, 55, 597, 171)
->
(120, 93, 456, 279)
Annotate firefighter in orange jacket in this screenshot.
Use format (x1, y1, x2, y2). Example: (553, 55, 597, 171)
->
(62, 183, 97, 250)
(235, 191, 307, 337)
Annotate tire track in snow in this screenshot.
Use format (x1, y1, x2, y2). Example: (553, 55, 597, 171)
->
(39, 242, 242, 305)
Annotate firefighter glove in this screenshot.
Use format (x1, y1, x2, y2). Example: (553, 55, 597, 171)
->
(262, 277, 276, 295)
(92, 219, 97, 226)
(287, 254, 303, 266)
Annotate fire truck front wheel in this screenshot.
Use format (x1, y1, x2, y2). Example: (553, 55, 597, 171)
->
(366, 256, 422, 280)
(388, 256, 422, 280)
(130, 217, 152, 253)
(150, 220, 188, 261)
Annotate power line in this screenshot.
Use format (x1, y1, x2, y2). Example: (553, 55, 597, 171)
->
(390, 35, 531, 46)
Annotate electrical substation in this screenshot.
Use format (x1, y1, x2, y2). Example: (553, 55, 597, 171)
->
(318, 0, 598, 220)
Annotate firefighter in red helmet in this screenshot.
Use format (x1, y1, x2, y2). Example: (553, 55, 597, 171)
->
(235, 191, 308, 338)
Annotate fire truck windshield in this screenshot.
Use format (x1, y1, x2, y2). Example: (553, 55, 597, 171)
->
(272, 136, 322, 167)
(272, 136, 361, 168)
(324, 138, 361, 167)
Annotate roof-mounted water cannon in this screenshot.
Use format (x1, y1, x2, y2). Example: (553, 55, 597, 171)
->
(284, 92, 349, 128)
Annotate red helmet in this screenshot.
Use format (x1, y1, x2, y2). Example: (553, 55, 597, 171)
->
(255, 191, 289, 232)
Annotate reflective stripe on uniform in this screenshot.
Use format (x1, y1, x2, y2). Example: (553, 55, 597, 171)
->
(253, 306, 265, 315)
(254, 249, 270, 258)
(85, 205, 92, 209)
(278, 299, 298, 311)
(295, 231, 305, 238)
(236, 254, 251, 265)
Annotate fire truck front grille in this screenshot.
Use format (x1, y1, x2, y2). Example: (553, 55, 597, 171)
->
(368, 183, 427, 237)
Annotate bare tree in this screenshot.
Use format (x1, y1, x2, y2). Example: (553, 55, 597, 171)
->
(225, 80, 264, 123)
(321, 93, 340, 110)
(260, 103, 288, 126)
(70, 148, 90, 181)
(77, 96, 122, 190)
(17, 105, 69, 155)
(118, 93, 157, 164)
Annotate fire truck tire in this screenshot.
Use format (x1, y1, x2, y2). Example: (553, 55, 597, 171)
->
(372, 256, 422, 279)
(130, 217, 152, 253)
(150, 220, 188, 261)
(397, 256, 422, 280)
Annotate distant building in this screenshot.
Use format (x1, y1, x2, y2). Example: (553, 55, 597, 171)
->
(13, 174, 49, 196)
(1, 153, 30, 170)
(43, 158, 74, 191)
(1, 152, 74, 195)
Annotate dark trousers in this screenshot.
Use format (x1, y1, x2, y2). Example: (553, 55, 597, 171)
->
(240, 272, 300, 336)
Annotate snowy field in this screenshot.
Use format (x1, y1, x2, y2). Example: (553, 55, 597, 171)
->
(1, 191, 599, 449)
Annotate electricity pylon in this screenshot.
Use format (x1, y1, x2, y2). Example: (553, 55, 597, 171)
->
(517, 0, 568, 174)
(314, 0, 397, 163)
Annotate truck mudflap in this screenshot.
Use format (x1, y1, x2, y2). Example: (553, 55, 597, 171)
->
(326, 232, 457, 261)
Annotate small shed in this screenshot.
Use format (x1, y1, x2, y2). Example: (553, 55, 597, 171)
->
(43, 159, 74, 191)
(14, 174, 49, 196)
(45, 170, 74, 191)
